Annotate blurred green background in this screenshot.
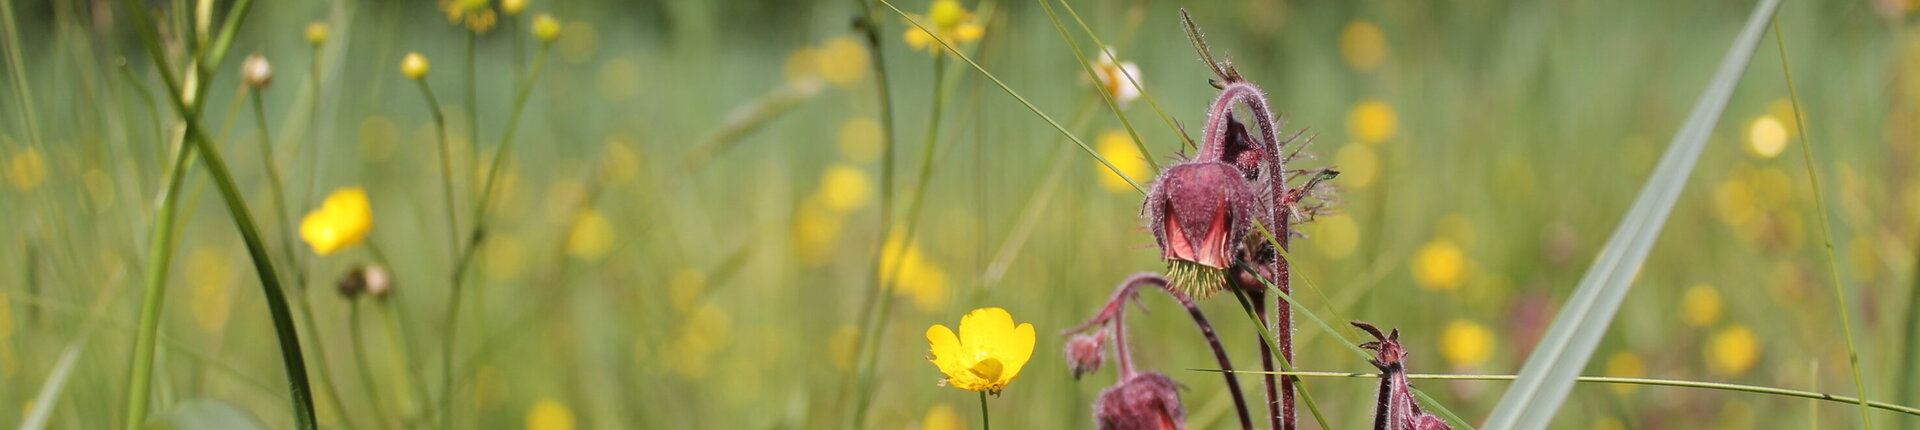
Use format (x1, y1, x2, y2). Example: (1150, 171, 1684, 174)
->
(0, 0, 1917, 428)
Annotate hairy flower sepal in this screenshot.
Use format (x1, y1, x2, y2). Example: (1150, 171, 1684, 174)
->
(1353, 322, 1452, 430)
(1145, 161, 1256, 297)
(927, 307, 1036, 395)
(1095, 372, 1187, 430)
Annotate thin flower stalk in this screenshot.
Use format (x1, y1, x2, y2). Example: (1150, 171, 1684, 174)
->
(1064, 273, 1252, 430)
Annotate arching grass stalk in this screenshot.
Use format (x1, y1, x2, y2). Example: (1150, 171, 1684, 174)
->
(1772, 19, 1874, 429)
(1035, 0, 1156, 171)
(119, 0, 323, 428)
(1214, 370, 1920, 418)
(443, 38, 554, 423)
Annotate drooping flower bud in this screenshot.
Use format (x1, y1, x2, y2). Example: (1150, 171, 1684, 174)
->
(532, 14, 561, 42)
(1064, 333, 1107, 379)
(401, 53, 430, 80)
(1144, 161, 1256, 297)
(1093, 371, 1186, 430)
(242, 54, 272, 89)
(306, 22, 329, 45)
(1353, 321, 1453, 430)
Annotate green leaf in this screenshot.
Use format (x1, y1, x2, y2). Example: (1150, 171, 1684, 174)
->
(145, 400, 269, 430)
(1480, 0, 1783, 428)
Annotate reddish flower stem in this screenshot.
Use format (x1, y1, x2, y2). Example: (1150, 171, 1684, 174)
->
(1069, 273, 1253, 430)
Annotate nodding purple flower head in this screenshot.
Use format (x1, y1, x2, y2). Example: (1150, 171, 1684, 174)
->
(1144, 161, 1257, 297)
(1093, 371, 1187, 430)
(1065, 332, 1108, 379)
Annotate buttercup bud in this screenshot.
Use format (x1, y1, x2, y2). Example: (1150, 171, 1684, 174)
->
(241, 54, 272, 88)
(532, 14, 561, 42)
(306, 22, 329, 45)
(401, 53, 430, 80)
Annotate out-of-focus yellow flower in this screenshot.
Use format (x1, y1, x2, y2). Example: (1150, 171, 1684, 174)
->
(1850, 235, 1880, 283)
(4, 147, 45, 191)
(1339, 20, 1388, 72)
(524, 398, 574, 430)
(1093, 130, 1150, 193)
(1745, 115, 1788, 159)
(1766, 99, 1802, 139)
(1591, 417, 1626, 430)
(300, 187, 373, 256)
(668, 269, 706, 313)
(882, 230, 950, 311)
(441, 0, 498, 33)
(828, 324, 860, 372)
(1347, 99, 1398, 144)
(784, 47, 820, 84)
(903, 0, 986, 55)
(817, 36, 870, 87)
(1680, 284, 1722, 327)
(565, 209, 616, 261)
(671, 303, 733, 379)
(791, 197, 844, 266)
(923, 403, 965, 430)
(401, 53, 430, 80)
(1604, 351, 1644, 395)
(601, 135, 643, 184)
(1090, 47, 1142, 105)
(306, 22, 329, 45)
(926, 307, 1035, 394)
(1311, 214, 1359, 259)
(1439, 319, 1494, 367)
(501, 0, 526, 16)
(532, 14, 561, 42)
(1412, 239, 1466, 291)
(1713, 176, 1756, 228)
(187, 248, 234, 333)
(1706, 325, 1760, 376)
(838, 117, 883, 163)
(1334, 143, 1378, 189)
(818, 164, 873, 213)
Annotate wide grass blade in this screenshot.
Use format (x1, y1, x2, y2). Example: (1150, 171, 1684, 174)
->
(1481, 0, 1782, 427)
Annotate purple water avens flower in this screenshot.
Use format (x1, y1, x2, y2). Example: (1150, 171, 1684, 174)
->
(1093, 371, 1187, 430)
(1145, 161, 1257, 298)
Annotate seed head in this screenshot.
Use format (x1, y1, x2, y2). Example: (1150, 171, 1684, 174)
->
(533, 14, 561, 42)
(1093, 372, 1186, 430)
(337, 265, 392, 299)
(241, 54, 272, 89)
(401, 53, 430, 80)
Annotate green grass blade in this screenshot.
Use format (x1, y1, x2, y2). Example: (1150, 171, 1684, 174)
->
(1482, 0, 1781, 427)
(19, 339, 82, 430)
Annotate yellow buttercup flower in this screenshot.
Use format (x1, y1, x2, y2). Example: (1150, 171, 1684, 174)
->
(817, 164, 873, 213)
(790, 196, 844, 266)
(1412, 239, 1467, 291)
(882, 229, 950, 311)
(1334, 143, 1378, 189)
(1439, 319, 1494, 367)
(401, 53, 430, 80)
(565, 209, 616, 261)
(441, 0, 498, 33)
(524, 398, 574, 430)
(4, 147, 45, 191)
(1339, 20, 1388, 72)
(1093, 130, 1149, 193)
(1348, 99, 1398, 144)
(532, 14, 561, 42)
(500, 0, 526, 16)
(300, 187, 373, 256)
(1745, 115, 1788, 158)
(305, 22, 329, 45)
(903, 0, 986, 55)
(1310, 214, 1359, 259)
(1680, 283, 1722, 327)
(816, 36, 870, 87)
(926, 307, 1035, 394)
(1706, 325, 1760, 376)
